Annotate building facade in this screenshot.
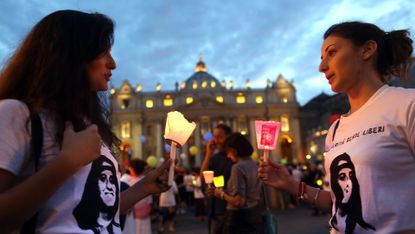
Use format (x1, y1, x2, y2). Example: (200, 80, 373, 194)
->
(110, 57, 304, 168)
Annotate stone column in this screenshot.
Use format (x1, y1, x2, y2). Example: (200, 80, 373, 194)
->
(292, 117, 303, 162)
(155, 121, 163, 161)
(195, 124, 202, 167)
(274, 117, 282, 162)
(182, 144, 190, 168)
(249, 119, 257, 150)
(132, 118, 142, 159)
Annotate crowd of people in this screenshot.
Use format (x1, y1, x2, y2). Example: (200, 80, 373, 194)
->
(0, 8, 414, 234)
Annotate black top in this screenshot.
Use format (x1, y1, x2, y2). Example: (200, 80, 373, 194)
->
(208, 151, 234, 216)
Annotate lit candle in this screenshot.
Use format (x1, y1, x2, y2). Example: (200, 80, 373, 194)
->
(164, 111, 196, 186)
(202, 170, 214, 188)
(254, 120, 281, 162)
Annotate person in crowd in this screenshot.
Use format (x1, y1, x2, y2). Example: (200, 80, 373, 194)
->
(159, 180, 179, 233)
(121, 159, 153, 234)
(192, 171, 207, 222)
(213, 133, 263, 234)
(0, 10, 170, 233)
(175, 169, 187, 214)
(200, 124, 233, 234)
(183, 169, 195, 210)
(258, 21, 415, 234)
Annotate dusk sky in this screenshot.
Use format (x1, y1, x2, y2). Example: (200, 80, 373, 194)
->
(1, 0, 414, 104)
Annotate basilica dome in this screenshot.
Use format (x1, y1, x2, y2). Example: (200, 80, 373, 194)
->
(183, 56, 221, 90)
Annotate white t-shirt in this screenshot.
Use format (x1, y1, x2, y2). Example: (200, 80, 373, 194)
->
(183, 174, 194, 192)
(159, 181, 178, 207)
(0, 99, 122, 234)
(193, 176, 205, 199)
(121, 174, 153, 213)
(121, 174, 152, 234)
(324, 85, 415, 234)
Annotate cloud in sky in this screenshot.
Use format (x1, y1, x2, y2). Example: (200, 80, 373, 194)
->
(0, 0, 414, 104)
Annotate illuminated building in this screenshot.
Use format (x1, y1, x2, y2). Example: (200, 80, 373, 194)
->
(110, 56, 304, 167)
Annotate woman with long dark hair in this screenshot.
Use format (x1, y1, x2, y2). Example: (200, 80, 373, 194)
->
(259, 21, 415, 233)
(0, 10, 169, 233)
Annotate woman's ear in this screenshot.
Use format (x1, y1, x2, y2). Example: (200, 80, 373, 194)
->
(230, 148, 238, 156)
(226, 148, 237, 159)
(361, 40, 378, 61)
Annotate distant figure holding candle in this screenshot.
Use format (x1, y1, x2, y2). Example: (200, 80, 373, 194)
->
(258, 21, 415, 233)
(200, 124, 233, 234)
(213, 133, 263, 234)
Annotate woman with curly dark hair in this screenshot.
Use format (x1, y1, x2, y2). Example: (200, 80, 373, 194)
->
(0, 10, 169, 233)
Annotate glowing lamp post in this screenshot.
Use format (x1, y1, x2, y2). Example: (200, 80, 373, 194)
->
(164, 111, 196, 186)
(202, 170, 214, 188)
(254, 120, 281, 162)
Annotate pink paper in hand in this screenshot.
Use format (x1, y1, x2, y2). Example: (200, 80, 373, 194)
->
(254, 120, 281, 150)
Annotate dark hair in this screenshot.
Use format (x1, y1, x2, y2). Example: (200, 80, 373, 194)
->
(324, 21, 413, 82)
(329, 153, 375, 233)
(129, 159, 147, 175)
(215, 123, 232, 136)
(0, 10, 119, 148)
(223, 132, 253, 158)
(73, 155, 120, 233)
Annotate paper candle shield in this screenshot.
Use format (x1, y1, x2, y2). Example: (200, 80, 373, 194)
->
(254, 120, 281, 150)
(164, 111, 196, 147)
(202, 170, 214, 184)
(213, 175, 225, 188)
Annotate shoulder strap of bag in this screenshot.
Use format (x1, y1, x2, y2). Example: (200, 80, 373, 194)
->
(20, 104, 43, 234)
(332, 119, 341, 142)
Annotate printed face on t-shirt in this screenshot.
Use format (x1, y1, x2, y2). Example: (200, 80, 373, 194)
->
(329, 153, 376, 233)
(337, 164, 353, 203)
(73, 155, 120, 233)
(98, 168, 117, 207)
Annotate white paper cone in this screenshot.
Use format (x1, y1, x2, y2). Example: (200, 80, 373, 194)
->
(164, 111, 196, 147)
(202, 170, 214, 184)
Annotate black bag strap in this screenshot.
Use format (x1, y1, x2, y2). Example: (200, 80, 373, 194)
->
(332, 119, 341, 142)
(261, 182, 271, 211)
(20, 105, 43, 234)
